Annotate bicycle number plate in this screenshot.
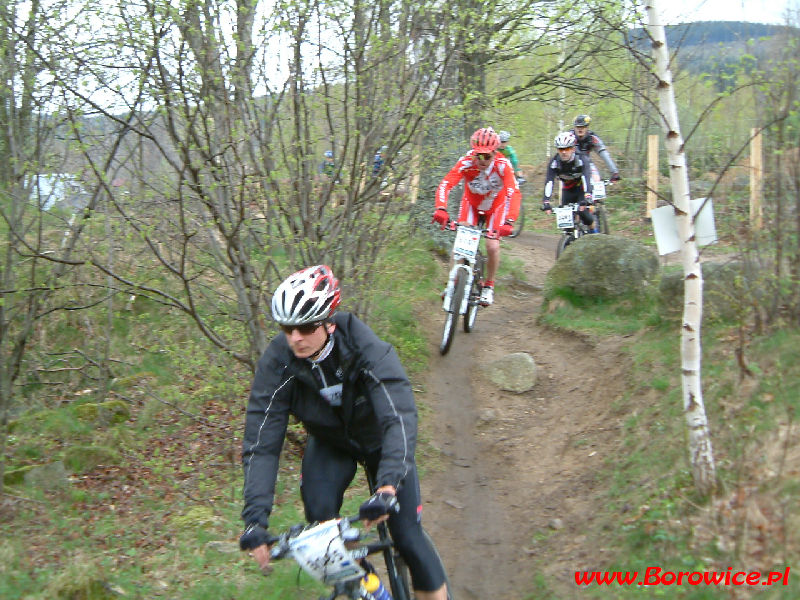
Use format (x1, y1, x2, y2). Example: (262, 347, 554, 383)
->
(453, 225, 481, 260)
(289, 519, 365, 584)
(592, 179, 606, 201)
(554, 207, 574, 229)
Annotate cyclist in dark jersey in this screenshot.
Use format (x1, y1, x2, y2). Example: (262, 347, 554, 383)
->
(571, 114, 620, 183)
(239, 265, 448, 600)
(541, 131, 598, 232)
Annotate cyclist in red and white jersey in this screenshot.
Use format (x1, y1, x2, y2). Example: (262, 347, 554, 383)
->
(432, 127, 521, 306)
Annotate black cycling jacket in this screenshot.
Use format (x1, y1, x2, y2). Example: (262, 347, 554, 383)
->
(543, 151, 593, 202)
(241, 311, 418, 528)
(570, 129, 619, 176)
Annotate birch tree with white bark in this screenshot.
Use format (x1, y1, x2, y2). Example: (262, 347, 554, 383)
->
(645, 0, 716, 495)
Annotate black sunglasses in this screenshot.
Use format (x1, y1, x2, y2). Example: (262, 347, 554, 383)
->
(475, 152, 493, 160)
(280, 321, 324, 335)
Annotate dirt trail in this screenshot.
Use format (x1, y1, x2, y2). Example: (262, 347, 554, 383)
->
(418, 229, 632, 599)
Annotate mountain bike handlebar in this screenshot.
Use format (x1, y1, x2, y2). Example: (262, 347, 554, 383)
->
(445, 220, 499, 238)
(269, 514, 376, 561)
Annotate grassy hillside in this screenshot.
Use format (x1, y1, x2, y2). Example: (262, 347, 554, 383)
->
(3, 195, 800, 598)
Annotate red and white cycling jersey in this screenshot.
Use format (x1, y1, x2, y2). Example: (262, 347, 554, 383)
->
(435, 150, 521, 231)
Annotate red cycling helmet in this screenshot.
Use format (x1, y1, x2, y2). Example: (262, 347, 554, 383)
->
(470, 128, 500, 153)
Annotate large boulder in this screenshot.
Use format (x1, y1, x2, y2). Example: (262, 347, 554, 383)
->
(74, 399, 130, 425)
(545, 235, 659, 301)
(22, 461, 71, 491)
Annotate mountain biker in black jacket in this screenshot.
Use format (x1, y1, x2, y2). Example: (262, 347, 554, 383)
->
(239, 265, 448, 600)
(542, 131, 598, 232)
(571, 114, 620, 182)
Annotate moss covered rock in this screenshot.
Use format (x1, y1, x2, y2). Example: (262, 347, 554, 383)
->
(62, 445, 120, 474)
(3, 464, 36, 486)
(545, 235, 659, 301)
(74, 400, 130, 425)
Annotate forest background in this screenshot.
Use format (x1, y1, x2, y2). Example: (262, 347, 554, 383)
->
(2, 0, 800, 597)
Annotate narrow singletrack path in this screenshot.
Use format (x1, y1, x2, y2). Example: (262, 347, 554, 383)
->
(418, 230, 631, 599)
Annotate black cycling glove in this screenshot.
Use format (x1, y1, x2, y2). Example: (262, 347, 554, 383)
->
(239, 523, 278, 550)
(359, 492, 399, 521)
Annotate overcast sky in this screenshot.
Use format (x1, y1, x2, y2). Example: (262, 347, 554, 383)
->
(658, 0, 796, 25)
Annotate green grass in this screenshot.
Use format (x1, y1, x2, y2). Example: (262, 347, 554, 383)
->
(528, 290, 800, 598)
(539, 288, 661, 337)
(5, 211, 800, 599)
(0, 220, 444, 600)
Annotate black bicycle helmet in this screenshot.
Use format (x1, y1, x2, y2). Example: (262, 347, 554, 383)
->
(574, 114, 591, 127)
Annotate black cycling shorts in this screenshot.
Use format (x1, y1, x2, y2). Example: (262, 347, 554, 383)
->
(561, 186, 596, 227)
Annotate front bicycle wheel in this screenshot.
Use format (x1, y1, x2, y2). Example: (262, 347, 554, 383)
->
(440, 269, 467, 355)
(555, 233, 575, 259)
(384, 547, 413, 600)
(463, 253, 484, 333)
(389, 529, 454, 600)
(507, 203, 525, 238)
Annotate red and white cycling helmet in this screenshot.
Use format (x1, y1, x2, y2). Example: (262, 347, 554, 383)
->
(271, 265, 341, 325)
(470, 127, 500, 153)
(554, 131, 577, 149)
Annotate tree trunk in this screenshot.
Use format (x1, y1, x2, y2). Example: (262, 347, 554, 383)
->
(646, 0, 716, 496)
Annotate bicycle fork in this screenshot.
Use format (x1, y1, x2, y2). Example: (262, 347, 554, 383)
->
(442, 263, 474, 314)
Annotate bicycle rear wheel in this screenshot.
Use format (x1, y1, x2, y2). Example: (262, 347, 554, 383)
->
(439, 269, 466, 355)
(383, 543, 412, 600)
(507, 203, 525, 238)
(595, 202, 609, 234)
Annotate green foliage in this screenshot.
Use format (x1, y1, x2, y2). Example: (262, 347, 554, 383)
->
(367, 228, 439, 376)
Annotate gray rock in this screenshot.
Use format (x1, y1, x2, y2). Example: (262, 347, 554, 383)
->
(23, 461, 70, 491)
(480, 352, 538, 393)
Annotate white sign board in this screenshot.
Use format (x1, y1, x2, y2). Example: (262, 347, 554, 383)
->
(651, 197, 718, 256)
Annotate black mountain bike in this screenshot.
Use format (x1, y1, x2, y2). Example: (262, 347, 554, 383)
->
(550, 202, 595, 259)
(590, 176, 613, 235)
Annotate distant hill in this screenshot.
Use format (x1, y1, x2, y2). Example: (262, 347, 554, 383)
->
(661, 21, 786, 47)
(630, 21, 796, 80)
(631, 21, 787, 48)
